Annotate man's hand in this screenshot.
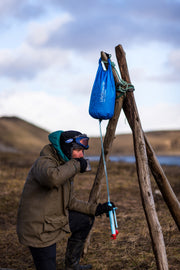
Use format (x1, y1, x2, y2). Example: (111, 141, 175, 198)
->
(75, 158, 87, 173)
(95, 202, 115, 216)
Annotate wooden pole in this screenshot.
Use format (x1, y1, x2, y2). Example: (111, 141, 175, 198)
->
(144, 136, 180, 230)
(113, 44, 180, 230)
(115, 44, 169, 270)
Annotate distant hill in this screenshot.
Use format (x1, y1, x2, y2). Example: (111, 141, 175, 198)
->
(0, 116, 49, 154)
(0, 116, 180, 156)
(88, 130, 180, 156)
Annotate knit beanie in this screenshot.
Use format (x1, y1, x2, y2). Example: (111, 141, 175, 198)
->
(60, 130, 83, 159)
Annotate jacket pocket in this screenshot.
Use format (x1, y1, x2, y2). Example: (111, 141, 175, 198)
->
(44, 215, 68, 233)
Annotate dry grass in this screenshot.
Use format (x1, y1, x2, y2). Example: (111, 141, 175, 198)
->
(0, 154, 180, 269)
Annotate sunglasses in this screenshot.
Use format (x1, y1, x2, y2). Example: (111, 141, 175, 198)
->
(65, 136, 89, 149)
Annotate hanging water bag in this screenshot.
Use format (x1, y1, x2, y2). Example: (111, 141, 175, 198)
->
(89, 57, 116, 120)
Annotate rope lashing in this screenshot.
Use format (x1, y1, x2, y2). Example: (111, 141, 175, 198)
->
(101, 58, 135, 99)
(116, 80, 135, 99)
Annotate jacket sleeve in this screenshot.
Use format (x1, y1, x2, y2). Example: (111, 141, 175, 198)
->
(68, 196, 97, 216)
(68, 181, 97, 216)
(32, 157, 81, 189)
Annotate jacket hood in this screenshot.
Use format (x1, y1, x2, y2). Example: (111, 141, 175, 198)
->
(48, 130, 69, 162)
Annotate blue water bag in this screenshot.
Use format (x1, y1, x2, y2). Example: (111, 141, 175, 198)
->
(89, 57, 116, 120)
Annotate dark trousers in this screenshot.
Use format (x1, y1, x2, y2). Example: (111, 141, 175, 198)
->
(29, 211, 94, 270)
(29, 243, 56, 270)
(68, 210, 94, 242)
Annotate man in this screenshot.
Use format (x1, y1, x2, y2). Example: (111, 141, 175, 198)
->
(17, 130, 114, 270)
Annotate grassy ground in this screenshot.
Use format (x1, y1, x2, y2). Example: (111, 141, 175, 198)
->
(0, 153, 179, 269)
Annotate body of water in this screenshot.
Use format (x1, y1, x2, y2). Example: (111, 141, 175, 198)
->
(87, 155, 180, 166)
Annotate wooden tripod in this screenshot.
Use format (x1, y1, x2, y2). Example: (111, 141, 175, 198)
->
(86, 44, 180, 270)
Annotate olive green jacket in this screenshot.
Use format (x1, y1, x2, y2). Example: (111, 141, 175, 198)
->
(17, 144, 97, 248)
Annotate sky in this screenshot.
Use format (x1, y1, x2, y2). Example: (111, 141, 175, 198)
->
(0, 0, 180, 136)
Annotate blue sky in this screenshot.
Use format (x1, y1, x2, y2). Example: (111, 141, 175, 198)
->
(0, 0, 180, 136)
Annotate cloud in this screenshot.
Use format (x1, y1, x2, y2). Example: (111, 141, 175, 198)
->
(144, 48, 180, 82)
(139, 103, 180, 132)
(1, 0, 180, 47)
(126, 42, 180, 83)
(27, 14, 73, 47)
(0, 44, 71, 80)
(1, 1, 180, 61)
(168, 49, 180, 77)
(0, 0, 46, 22)
(1, 0, 176, 53)
(32, 0, 180, 51)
